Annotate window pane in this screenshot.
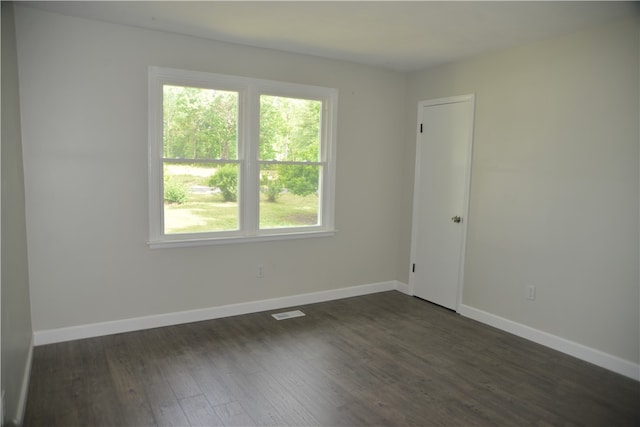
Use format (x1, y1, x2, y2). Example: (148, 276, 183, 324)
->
(163, 85, 238, 160)
(259, 164, 320, 229)
(259, 95, 321, 162)
(163, 162, 239, 234)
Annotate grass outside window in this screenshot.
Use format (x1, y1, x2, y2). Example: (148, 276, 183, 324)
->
(164, 164, 318, 234)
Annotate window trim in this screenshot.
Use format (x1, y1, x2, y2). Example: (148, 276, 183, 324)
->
(147, 66, 337, 248)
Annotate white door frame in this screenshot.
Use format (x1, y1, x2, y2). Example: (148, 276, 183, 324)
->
(408, 94, 475, 311)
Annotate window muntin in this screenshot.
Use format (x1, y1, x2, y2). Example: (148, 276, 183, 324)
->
(148, 67, 337, 247)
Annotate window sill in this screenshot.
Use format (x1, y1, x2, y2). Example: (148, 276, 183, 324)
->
(147, 229, 336, 249)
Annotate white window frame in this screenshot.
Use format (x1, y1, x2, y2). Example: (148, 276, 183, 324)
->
(148, 66, 337, 248)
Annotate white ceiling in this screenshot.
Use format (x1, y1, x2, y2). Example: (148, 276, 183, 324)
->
(21, 1, 639, 71)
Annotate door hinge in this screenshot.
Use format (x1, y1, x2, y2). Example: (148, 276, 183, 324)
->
(412, 263, 416, 273)
(420, 124, 423, 133)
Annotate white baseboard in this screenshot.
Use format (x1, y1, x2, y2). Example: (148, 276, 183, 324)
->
(458, 304, 640, 381)
(395, 281, 410, 295)
(34, 281, 405, 346)
(9, 335, 34, 427)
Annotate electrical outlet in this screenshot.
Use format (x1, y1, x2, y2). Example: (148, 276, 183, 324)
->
(526, 285, 536, 301)
(257, 264, 264, 278)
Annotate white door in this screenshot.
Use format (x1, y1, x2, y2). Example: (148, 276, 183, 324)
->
(410, 95, 474, 310)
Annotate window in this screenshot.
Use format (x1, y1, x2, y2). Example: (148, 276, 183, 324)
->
(148, 67, 337, 247)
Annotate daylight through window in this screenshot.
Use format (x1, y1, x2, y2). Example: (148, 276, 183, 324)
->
(148, 67, 337, 247)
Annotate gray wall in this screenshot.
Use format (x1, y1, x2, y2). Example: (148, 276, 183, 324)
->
(401, 16, 639, 365)
(1, 2, 34, 425)
(15, 6, 406, 332)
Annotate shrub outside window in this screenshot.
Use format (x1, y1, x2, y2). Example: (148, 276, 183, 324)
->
(148, 67, 337, 247)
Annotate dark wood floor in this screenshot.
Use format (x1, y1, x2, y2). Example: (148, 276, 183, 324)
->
(24, 291, 639, 426)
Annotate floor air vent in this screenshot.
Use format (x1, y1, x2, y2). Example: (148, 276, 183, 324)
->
(271, 310, 306, 320)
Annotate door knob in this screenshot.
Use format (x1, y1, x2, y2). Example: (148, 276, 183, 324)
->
(451, 216, 462, 223)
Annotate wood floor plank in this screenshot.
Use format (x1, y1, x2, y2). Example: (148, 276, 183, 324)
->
(130, 329, 191, 427)
(247, 345, 362, 425)
(244, 370, 321, 426)
(151, 327, 204, 401)
(69, 338, 125, 426)
(217, 371, 290, 426)
(24, 291, 640, 426)
(189, 364, 235, 408)
(103, 339, 157, 426)
(143, 373, 190, 427)
(179, 394, 225, 426)
(212, 400, 256, 426)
